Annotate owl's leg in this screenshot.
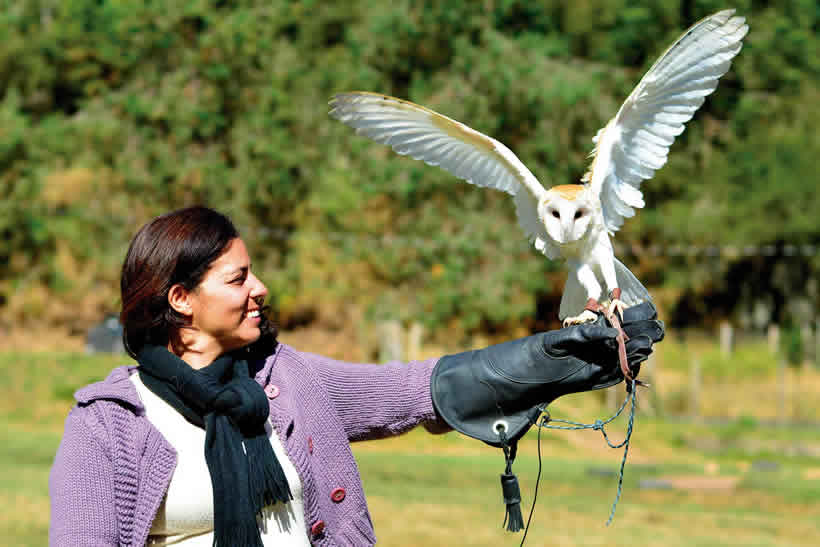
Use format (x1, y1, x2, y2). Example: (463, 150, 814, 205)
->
(600, 254, 627, 320)
(599, 246, 647, 385)
(562, 263, 601, 327)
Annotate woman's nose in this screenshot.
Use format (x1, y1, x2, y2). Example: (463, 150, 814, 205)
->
(248, 272, 268, 299)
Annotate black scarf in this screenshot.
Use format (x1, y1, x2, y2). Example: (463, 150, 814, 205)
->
(137, 345, 292, 547)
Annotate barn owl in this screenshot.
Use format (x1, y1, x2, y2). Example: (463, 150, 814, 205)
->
(329, 10, 747, 374)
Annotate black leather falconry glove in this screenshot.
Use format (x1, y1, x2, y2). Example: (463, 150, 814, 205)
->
(430, 302, 664, 447)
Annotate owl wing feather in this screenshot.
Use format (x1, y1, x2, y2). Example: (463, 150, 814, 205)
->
(586, 9, 748, 233)
(329, 92, 559, 259)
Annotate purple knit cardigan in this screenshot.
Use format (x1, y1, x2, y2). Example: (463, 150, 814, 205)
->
(49, 343, 450, 546)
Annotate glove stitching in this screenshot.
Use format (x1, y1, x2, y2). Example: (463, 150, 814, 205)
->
(489, 353, 587, 385)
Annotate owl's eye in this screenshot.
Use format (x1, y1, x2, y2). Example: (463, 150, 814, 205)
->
(551, 210, 560, 219)
(574, 210, 584, 220)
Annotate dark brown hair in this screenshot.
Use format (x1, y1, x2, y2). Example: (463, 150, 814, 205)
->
(119, 206, 241, 358)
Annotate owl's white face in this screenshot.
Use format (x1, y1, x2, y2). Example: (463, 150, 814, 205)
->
(540, 194, 594, 245)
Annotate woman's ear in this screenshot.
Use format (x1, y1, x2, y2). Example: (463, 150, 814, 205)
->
(168, 284, 193, 317)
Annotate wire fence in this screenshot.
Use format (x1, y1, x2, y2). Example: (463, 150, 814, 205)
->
(252, 226, 819, 258)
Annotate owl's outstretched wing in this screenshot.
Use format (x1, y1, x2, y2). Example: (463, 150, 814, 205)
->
(329, 92, 558, 259)
(586, 9, 748, 233)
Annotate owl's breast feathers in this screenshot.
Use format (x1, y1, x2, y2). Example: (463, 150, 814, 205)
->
(559, 230, 602, 261)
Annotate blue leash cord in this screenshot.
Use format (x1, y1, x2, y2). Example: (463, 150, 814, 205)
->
(521, 379, 638, 543)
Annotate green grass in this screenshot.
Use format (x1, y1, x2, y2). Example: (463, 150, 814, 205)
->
(3, 349, 819, 546)
(354, 426, 820, 546)
(0, 351, 122, 429)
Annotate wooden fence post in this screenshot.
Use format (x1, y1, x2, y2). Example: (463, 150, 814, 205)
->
(379, 320, 403, 363)
(720, 321, 733, 357)
(767, 324, 779, 355)
(407, 322, 424, 361)
(606, 385, 617, 412)
(816, 319, 819, 368)
(801, 324, 813, 371)
(690, 355, 701, 421)
(768, 323, 787, 425)
(644, 352, 662, 416)
(777, 353, 787, 425)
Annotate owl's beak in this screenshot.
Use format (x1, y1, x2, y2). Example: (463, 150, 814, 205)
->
(562, 223, 575, 242)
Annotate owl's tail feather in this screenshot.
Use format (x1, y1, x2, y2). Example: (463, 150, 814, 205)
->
(613, 257, 652, 308)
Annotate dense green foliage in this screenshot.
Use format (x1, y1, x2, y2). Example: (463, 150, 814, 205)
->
(1, 1, 818, 339)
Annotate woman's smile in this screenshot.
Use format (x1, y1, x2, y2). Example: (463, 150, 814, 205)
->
(245, 309, 262, 322)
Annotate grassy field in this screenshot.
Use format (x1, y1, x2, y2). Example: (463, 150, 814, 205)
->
(2, 335, 819, 546)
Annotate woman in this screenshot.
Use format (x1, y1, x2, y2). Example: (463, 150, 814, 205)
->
(49, 206, 663, 546)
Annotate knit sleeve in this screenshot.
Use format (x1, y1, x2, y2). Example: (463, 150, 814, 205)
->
(49, 406, 119, 546)
(297, 351, 452, 442)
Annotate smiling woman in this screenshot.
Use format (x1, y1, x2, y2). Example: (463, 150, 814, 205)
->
(120, 213, 272, 367)
(119, 207, 245, 359)
(49, 206, 663, 547)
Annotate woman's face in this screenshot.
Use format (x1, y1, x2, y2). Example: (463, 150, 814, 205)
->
(185, 238, 268, 356)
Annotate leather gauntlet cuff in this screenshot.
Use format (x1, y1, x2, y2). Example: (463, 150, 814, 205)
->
(431, 349, 547, 447)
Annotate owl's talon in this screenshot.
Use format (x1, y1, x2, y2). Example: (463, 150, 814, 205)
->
(563, 309, 598, 327)
(608, 298, 627, 320)
(606, 288, 624, 317)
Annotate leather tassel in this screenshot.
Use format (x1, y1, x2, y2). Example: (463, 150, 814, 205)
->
(498, 430, 524, 532)
(501, 471, 524, 532)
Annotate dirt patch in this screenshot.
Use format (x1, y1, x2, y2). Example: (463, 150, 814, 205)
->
(804, 468, 820, 480)
(644, 475, 741, 491)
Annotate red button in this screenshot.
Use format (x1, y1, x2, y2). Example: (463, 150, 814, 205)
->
(310, 520, 325, 537)
(264, 384, 279, 399)
(330, 487, 346, 503)
(308, 436, 314, 454)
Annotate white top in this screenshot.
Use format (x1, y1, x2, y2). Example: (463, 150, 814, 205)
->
(130, 373, 311, 546)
